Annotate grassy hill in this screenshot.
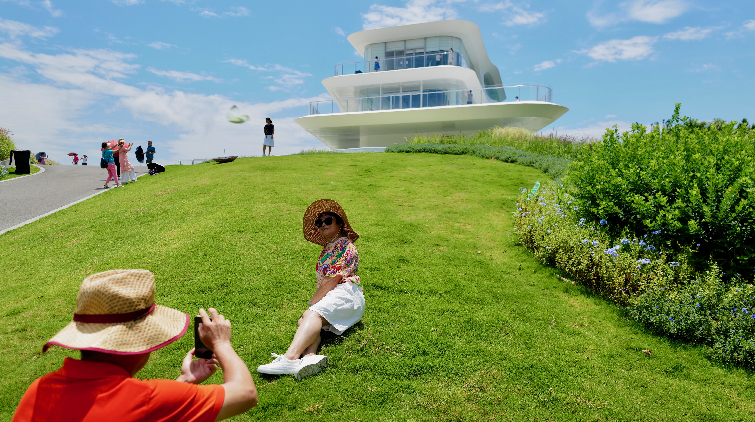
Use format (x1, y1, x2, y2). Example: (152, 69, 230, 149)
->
(1, 153, 753, 421)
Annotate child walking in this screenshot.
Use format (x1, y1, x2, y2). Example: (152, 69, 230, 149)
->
(116, 139, 137, 184)
(102, 142, 121, 189)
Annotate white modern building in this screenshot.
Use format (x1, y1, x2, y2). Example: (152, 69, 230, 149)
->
(295, 20, 568, 150)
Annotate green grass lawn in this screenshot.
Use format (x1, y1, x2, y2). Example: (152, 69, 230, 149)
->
(0, 164, 40, 181)
(2, 153, 754, 421)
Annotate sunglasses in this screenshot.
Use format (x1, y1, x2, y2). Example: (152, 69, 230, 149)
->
(314, 216, 334, 228)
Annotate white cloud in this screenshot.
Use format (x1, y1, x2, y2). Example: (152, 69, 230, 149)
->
(147, 68, 222, 83)
(0, 18, 59, 39)
(335, 27, 346, 37)
(588, 0, 688, 28)
(224, 59, 312, 90)
(41, 0, 63, 17)
(577, 36, 658, 62)
(725, 19, 755, 38)
(224, 6, 249, 17)
(533, 59, 561, 71)
(199, 10, 218, 18)
(478, 1, 545, 26)
(111, 0, 142, 5)
(689, 63, 720, 72)
(361, 0, 458, 30)
(605, 114, 617, 118)
(0, 41, 328, 162)
(663, 26, 715, 40)
(147, 41, 175, 50)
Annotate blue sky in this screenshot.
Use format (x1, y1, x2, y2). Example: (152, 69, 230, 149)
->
(0, 0, 753, 164)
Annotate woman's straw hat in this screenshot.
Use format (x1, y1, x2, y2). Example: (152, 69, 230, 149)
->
(43, 269, 189, 355)
(303, 199, 359, 246)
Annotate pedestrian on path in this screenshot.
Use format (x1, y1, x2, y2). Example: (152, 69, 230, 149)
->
(39, 153, 46, 165)
(146, 141, 155, 164)
(72, 155, 79, 165)
(263, 118, 274, 156)
(117, 140, 137, 184)
(81, 155, 87, 166)
(114, 138, 124, 177)
(102, 142, 121, 189)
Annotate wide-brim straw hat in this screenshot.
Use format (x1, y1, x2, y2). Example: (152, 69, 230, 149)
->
(303, 199, 359, 246)
(43, 269, 189, 355)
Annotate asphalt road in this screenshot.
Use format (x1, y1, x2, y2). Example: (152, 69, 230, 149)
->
(0, 164, 148, 235)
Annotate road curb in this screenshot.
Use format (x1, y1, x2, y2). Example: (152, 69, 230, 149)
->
(0, 164, 45, 184)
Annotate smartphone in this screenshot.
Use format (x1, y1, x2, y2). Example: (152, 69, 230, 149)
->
(194, 315, 213, 359)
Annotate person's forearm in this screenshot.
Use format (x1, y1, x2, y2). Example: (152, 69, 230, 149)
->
(214, 343, 257, 416)
(310, 275, 342, 304)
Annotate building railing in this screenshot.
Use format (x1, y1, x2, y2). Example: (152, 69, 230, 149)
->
(308, 85, 552, 115)
(335, 50, 468, 76)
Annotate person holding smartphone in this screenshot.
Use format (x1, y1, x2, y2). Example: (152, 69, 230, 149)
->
(13, 269, 258, 422)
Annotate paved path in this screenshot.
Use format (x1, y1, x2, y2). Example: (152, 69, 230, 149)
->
(0, 165, 148, 235)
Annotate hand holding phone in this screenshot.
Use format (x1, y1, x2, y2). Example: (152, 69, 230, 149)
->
(194, 315, 214, 359)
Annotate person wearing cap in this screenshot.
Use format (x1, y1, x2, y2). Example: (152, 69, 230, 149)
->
(12, 269, 258, 422)
(257, 199, 365, 379)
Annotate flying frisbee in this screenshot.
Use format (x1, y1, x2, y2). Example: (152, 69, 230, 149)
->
(227, 105, 249, 124)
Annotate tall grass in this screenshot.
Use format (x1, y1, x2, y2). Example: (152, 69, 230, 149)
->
(408, 126, 595, 160)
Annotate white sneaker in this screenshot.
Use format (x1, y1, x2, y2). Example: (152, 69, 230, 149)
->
(294, 355, 328, 380)
(257, 353, 301, 375)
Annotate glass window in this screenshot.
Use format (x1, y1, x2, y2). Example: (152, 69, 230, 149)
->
(406, 38, 424, 49)
(386, 41, 404, 52)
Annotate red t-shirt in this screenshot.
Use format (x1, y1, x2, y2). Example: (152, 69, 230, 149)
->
(13, 358, 225, 422)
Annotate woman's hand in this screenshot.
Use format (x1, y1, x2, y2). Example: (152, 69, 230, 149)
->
(310, 274, 342, 305)
(176, 348, 219, 384)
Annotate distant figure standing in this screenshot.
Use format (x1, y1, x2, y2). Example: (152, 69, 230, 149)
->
(448, 48, 454, 66)
(146, 141, 155, 164)
(101, 142, 121, 189)
(39, 153, 46, 165)
(374, 56, 380, 72)
(515, 96, 519, 101)
(81, 155, 88, 166)
(117, 139, 137, 184)
(467, 90, 474, 104)
(72, 155, 79, 165)
(263, 118, 274, 156)
(114, 138, 123, 177)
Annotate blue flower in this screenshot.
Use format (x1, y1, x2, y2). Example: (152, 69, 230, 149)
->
(621, 238, 630, 245)
(637, 258, 651, 265)
(670, 262, 680, 267)
(599, 219, 607, 225)
(574, 206, 579, 211)
(582, 239, 589, 244)
(645, 245, 656, 251)
(592, 240, 599, 247)
(578, 218, 585, 227)
(639, 240, 647, 246)
(538, 216, 545, 222)
(651, 230, 662, 235)
(547, 230, 552, 233)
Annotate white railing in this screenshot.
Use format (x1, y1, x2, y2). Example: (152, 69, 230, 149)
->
(178, 159, 210, 165)
(335, 51, 468, 76)
(308, 85, 552, 115)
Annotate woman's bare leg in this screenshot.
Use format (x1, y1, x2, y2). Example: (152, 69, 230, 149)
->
(302, 335, 321, 358)
(283, 310, 327, 360)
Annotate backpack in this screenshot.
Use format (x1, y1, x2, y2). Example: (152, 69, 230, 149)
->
(100, 157, 107, 168)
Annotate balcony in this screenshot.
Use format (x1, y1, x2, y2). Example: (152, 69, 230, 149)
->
(334, 50, 469, 76)
(308, 85, 552, 115)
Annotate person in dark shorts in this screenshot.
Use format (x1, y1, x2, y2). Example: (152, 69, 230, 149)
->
(146, 141, 155, 164)
(263, 118, 274, 156)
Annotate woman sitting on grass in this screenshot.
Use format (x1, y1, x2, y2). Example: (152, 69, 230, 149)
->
(257, 199, 365, 380)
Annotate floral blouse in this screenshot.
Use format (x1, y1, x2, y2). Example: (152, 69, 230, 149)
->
(316, 237, 361, 291)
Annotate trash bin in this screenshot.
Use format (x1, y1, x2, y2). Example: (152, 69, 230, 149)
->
(9, 150, 31, 174)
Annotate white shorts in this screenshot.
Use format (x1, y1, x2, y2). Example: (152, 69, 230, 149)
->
(263, 135, 274, 147)
(309, 282, 365, 335)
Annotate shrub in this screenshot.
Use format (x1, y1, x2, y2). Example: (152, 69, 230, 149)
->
(387, 143, 572, 180)
(0, 127, 15, 161)
(566, 105, 755, 278)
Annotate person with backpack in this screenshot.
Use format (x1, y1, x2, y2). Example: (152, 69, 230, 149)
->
(102, 142, 121, 189)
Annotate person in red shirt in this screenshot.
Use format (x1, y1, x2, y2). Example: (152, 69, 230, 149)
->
(12, 269, 258, 422)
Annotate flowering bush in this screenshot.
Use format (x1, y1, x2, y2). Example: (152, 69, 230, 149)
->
(0, 127, 15, 161)
(516, 182, 755, 368)
(566, 104, 755, 278)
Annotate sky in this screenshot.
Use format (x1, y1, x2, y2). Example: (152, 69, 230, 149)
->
(0, 0, 753, 164)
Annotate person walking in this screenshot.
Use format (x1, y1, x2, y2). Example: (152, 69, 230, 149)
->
(114, 138, 123, 178)
(257, 199, 365, 380)
(81, 155, 88, 166)
(102, 142, 121, 189)
(263, 118, 274, 156)
(12, 269, 258, 422)
(117, 139, 137, 184)
(146, 141, 155, 164)
(39, 153, 46, 165)
(374, 56, 380, 72)
(73, 155, 79, 165)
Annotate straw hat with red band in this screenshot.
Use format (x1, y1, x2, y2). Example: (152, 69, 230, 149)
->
(303, 199, 359, 246)
(43, 269, 189, 355)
